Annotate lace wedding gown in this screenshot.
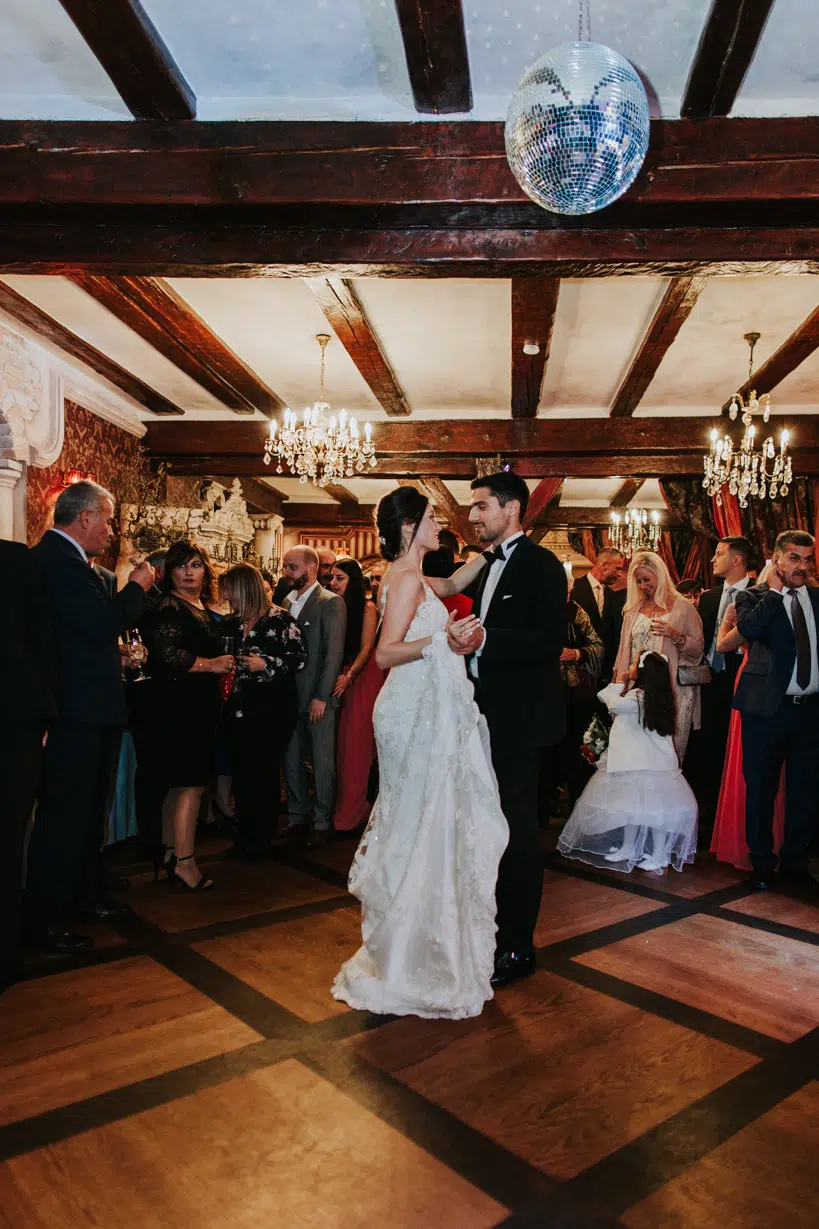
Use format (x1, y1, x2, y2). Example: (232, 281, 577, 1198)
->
(332, 581, 508, 1019)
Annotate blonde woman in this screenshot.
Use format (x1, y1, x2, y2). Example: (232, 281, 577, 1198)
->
(220, 563, 307, 859)
(613, 550, 705, 761)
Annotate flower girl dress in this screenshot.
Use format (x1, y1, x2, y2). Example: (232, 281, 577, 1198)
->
(558, 683, 697, 874)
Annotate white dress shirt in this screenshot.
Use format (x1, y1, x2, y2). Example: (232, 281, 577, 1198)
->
(774, 584, 819, 695)
(51, 527, 89, 563)
(587, 571, 605, 616)
(707, 574, 749, 666)
(288, 580, 319, 621)
(470, 531, 524, 679)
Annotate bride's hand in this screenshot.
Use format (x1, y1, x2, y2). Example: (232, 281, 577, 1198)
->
(446, 613, 484, 656)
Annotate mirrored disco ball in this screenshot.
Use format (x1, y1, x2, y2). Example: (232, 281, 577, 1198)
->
(505, 41, 650, 216)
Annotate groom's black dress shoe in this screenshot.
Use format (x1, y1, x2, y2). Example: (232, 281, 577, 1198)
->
(490, 951, 536, 989)
(26, 927, 93, 954)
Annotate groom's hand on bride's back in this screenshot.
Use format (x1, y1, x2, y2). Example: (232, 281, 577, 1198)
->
(446, 613, 485, 656)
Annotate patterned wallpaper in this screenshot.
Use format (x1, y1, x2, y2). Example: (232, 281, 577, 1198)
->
(27, 400, 142, 548)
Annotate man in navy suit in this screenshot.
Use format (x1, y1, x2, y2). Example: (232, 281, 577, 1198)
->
(735, 530, 819, 892)
(26, 481, 155, 952)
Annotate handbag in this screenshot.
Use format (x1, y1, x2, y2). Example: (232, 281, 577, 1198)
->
(677, 661, 712, 687)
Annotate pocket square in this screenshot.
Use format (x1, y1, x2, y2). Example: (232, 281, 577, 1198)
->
(502, 594, 512, 600)
(303, 621, 311, 627)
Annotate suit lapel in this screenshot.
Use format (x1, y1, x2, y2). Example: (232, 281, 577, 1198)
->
(483, 535, 528, 620)
(296, 586, 321, 626)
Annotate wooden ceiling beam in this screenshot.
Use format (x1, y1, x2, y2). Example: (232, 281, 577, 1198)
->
(234, 477, 287, 517)
(399, 475, 475, 543)
(609, 478, 646, 507)
(0, 117, 817, 206)
(281, 503, 375, 526)
(0, 280, 183, 416)
(58, 1, 195, 121)
(522, 477, 565, 530)
(306, 278, 411, 417)
(721, 305, 819, 412)
(511, 278, 560, 418)
(681, 0, 775, 120)
(69, 274, 284, 416)
(610, 276, 707, 417)
(542, 506, 682, 528)
(394, 0, 472, 114)
(321, 483, 359, 504)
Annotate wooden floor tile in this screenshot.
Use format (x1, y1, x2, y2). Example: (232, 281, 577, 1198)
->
(350, 970, 755, 1179)
(194, 906, 360, 1022)
(297, 839, 357, 875)
(536, 870, 666, 946)
(0, 958, 260, 1125)
(622, 1082, 819, 1229)
(577, 913, 819, 1041)
(0, 1060, 506, 1229)
(127, 859, 346, 933)
(648, 857, 745, 898)
(722, 892, 819, 935)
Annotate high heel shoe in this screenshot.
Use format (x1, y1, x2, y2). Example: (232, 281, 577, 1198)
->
(152, 849, 174, 882)
(169, 854, 214, 892)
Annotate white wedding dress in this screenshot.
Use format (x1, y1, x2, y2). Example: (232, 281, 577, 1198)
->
(332, 580, 509, 1019)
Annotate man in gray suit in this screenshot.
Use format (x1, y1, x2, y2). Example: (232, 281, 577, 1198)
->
(281, 546, 347, 845)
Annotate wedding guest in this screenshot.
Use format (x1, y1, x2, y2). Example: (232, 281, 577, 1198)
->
(541, 599, 604, 815)
(460, 544, 484, 564)
(317, 547, 337, 589)
(141, 541, 234, 890)
(281, 547, 347, 846)
(571, 548, 625, 684)
(220, 563, 306, 858)
(26, 481, 154, 952)
(734, 530, 819, 892)
(613, 550, 705, 762)
(692, 536, 752, 839)
(559, 650, 697, 874)
(437, 528, 462, 562)
(365, 559, 387, 607)
(145, 550, 167, 603)
(710, 564, 785, 870)
(271, 573, 292, 606)
(329, 557, 384, 834)
(259, 569, 275, 603)
(1, 542, 56, 988)
(423, 545, 473, 618)
(677, 578, 704, 608)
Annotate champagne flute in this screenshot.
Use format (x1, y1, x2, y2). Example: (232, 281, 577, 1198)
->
(128, 628, 148, 681)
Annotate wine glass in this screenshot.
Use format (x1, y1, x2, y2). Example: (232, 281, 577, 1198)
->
(126, 628, 148, 682)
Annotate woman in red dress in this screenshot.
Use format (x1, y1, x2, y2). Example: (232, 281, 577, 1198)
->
(422, 545, 474, 618)
(710, 575, 785, 870)
(330, 558, 384, 834)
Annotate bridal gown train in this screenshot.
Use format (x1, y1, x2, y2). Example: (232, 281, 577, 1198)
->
(332, 581, 509, 1019)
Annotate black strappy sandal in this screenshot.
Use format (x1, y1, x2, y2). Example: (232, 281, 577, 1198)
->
(169, 853, 214, 892)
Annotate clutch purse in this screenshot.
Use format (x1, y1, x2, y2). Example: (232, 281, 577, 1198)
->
(677, 661, 712, 687)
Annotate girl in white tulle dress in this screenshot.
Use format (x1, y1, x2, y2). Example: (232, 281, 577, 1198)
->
(558, 650, 697, 874)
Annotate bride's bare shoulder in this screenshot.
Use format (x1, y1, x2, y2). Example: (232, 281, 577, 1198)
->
(381, 564, 423, 602)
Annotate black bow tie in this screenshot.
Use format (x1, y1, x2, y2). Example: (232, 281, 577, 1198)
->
(484, 545, 506, 566)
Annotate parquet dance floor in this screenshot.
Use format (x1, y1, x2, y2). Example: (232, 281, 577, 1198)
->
(2, 836, 818, 1229)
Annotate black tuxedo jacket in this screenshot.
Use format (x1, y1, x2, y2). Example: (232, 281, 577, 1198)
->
(31, 530, 148, 726)
(570, 573, 624, 682)
(1, 540, 57, 725)
(734, 582, 819, 717)
(699, 582, 745, 686)
(472, 534, 568, 749)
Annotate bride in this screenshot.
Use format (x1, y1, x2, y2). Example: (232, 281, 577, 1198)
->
(332, 487, 509, 1019)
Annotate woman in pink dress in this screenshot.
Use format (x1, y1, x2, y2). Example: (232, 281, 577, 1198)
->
(710, 571, 785, 870)
(330, 558, 384, 834)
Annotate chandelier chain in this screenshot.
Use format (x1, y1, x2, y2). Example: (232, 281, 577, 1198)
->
(578, 0, 592, 42)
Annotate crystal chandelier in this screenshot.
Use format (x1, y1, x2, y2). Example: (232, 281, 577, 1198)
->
(263, 334, 376, 486)
(703, 332, 792, 509)
(609, 508, 660, 557)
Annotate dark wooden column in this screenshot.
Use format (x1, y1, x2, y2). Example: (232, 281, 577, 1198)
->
(511, 279, 561, 419)
(394, 0, 472, 114)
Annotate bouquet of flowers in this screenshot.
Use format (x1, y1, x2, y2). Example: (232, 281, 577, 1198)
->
(580, 714, 609, 766)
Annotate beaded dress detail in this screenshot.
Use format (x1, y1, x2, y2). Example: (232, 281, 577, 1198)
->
(332, 581, 508, 1019)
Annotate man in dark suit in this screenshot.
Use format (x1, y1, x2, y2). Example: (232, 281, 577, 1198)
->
(451, 471, 567, 987)
(281, 546, 346, 846)
(690, 536, 753, 839)
(26, 481, 155, 952)
(735, 530, 819, 892)
(571, 548, 625, 685)
(0, 541, 57, 990)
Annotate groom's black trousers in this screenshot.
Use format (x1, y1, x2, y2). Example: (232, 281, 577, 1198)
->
(486, 732, 543, 955)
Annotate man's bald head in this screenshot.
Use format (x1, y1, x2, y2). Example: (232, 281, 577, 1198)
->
(316, 547, 337, 586)
(283, 546, 319, 595)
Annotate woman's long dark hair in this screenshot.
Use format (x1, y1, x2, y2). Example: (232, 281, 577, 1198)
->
(162, 541, 216, 605)
(376, 487, 428, 562)
(635, 651, 676, 737)
(334, 557, 367, 662)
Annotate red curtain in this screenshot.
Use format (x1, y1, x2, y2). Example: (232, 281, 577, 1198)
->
(711, 492, 743, 539)
(580, 528, 597, 564)
(657, 531, 680, 583)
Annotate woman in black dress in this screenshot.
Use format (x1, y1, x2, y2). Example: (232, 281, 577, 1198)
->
(143, 542, 234, 890)
(220, 563, 306, 858)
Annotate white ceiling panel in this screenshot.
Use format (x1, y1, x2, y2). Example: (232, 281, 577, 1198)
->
(540, 277, 668, 414)
(341, 477, 398, 504)
(260, 476, 336, 504)
(733, 0, 819, 117)
(560, 477, 625, 506)
(630, 479, 665, 509)
(639, 276, 819, 415)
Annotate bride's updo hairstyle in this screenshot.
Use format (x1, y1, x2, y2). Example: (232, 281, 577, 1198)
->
(376, 486, 429, 561)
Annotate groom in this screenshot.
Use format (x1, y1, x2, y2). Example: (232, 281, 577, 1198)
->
(449, 470, 568, 987)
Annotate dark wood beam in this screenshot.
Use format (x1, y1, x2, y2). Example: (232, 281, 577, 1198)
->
(0, 118, 817, 207)
(322, 483, 359, 504)
(610, 478, 646, 507)
(306, 278, 411, 417)
(682, 0, 775, 120)
(234, 477, 287, 517)
(69, 274, 284, 416)
(511, 278, 560, 418)
(282, 503, 375, 527)
(0, 280, 183, 415)
(522, 477, 565, 530)
(721, 305, 819, 412)
(58, 1, 195, 121)
(610, 276, 707, 417)
(399, 475, 474, 543)
(541, 506, 682, 528)
(394, 1, 471, 114)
